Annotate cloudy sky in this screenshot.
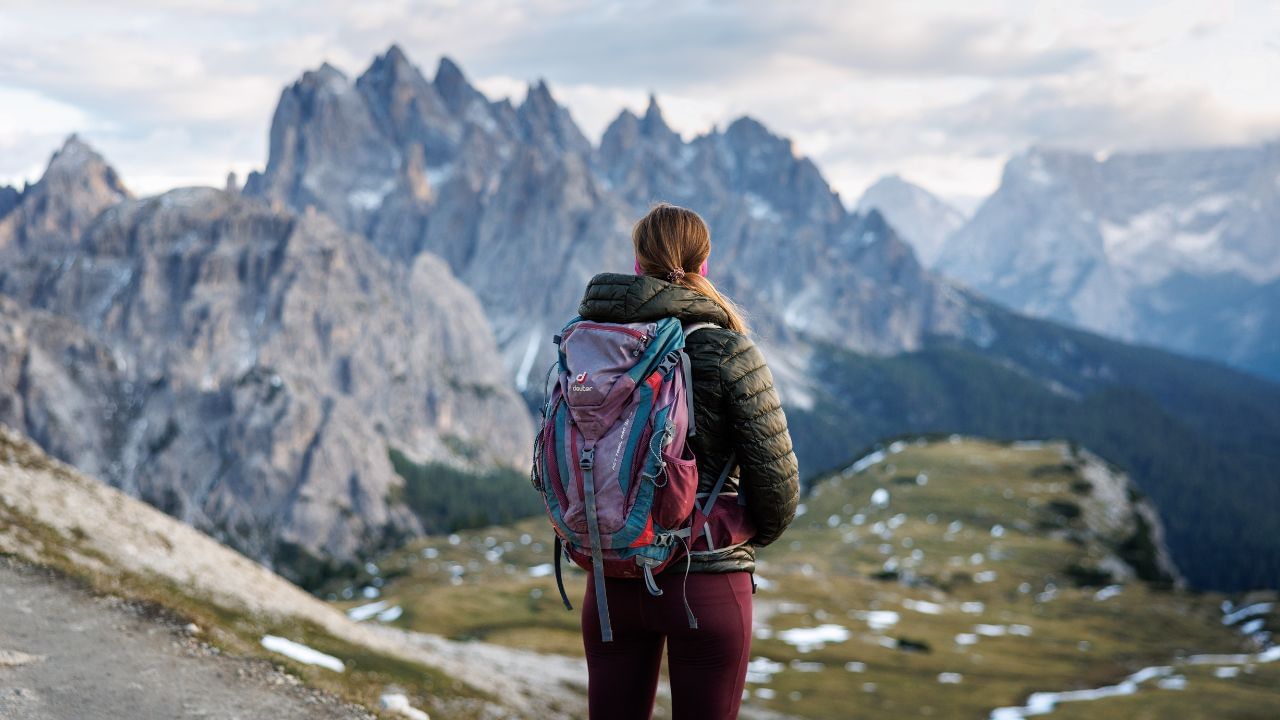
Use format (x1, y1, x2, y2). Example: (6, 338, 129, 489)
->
(2, 0, 1278, 208)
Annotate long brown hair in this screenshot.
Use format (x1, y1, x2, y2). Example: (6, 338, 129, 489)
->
(632, 203, 749, 334)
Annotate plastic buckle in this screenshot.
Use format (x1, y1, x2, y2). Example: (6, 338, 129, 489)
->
(579, 447, 595, 470)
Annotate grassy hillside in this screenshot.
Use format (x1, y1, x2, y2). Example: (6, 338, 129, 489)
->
(785, 306, 1280, 592)
(343, 438, 1279, 719)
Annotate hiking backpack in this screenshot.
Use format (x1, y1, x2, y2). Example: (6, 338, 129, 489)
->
(530, 316, 755, 642)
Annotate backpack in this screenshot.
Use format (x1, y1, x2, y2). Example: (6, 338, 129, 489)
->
(530, 316, 754, 642)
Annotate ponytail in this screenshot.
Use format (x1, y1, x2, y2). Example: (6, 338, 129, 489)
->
(632, 203, 750, 335)
(679, 273, 749, 335)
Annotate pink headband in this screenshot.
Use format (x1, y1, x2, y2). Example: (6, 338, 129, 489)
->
(634, 258, 709, 279)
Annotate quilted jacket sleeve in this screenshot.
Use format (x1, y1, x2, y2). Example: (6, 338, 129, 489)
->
(719, 333, 800, 547)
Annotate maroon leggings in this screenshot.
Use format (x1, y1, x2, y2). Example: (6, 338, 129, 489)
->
(582, 570, 753, 719)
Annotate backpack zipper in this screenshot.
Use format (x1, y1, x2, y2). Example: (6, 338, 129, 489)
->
(572, 322, 649, 341)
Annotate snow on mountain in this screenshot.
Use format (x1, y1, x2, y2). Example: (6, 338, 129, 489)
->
(937, 143, 1280, 380)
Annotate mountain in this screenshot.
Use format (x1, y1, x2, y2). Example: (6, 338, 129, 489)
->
(349, 437, 1280, 719)
(246, 46, 635, 389)
(936, 143, 1280, 381)
(245, 46, 1280, 591)
(0, 422, 590, 719)
(855, 174, 966, 266)
(0, 136, 534, 586)
(0, 134, 130, 254)
(247, 49, 989, 406)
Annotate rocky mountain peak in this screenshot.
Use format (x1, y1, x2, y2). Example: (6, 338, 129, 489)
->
(0, 134, 130, 251)
(303, 62, 350, 93)
(363, 44, 428, 89)
(356, 45, 455, 155)
(723, 115, 783, 152)
(44, 134, 129, 198)
(516, 79, 592, 157)
(433, 55, 486, 117)
(640, 94, 679, 141)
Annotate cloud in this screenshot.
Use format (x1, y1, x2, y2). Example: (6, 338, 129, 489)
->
(0, 0, 1277, 203)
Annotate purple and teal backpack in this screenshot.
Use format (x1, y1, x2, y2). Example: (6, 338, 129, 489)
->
(531, 316, 755, 642)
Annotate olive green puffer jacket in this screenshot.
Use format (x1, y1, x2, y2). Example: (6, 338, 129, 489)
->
(578, 273, 801, 575)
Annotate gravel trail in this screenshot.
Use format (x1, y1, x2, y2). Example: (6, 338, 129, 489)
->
(0, 560, 373, 720)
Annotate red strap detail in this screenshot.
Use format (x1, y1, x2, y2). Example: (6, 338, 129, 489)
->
(646, 371, 663, 392)
(630, 515, 655, 548)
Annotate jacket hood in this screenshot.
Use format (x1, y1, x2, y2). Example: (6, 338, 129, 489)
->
(578, 273, 730, 326)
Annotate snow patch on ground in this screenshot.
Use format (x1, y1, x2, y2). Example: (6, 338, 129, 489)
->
(381, 692, 430, 719)
(1222, 602, 1273, 626)
(260, 635, 345, 673)
(777, 624, 851, 652)
(990, 642, 1280, 718)
(860, 611, 900, 632)
(347, 600, 389, 622)
(902, 598, 944, 615)
(1093, 585, 1123, 602)
(846, 450, 886, 475)
(745, 656, 784, 684)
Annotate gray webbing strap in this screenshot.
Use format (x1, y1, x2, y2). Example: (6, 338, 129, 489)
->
(677, 534, 698, 629)
(679, 322, 717, 437)
(680, 350, 697, 437)
(699, 452, 738, 517)
(553, 535, 573, 610)
(641, 562, 663, 596)
(580, 447, 613, 642)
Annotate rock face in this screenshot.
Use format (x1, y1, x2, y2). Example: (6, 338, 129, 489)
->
(1064, 446, 1182, 586)
(247, 47, 636, 392)
(937, 144, 1280, 381)
(0, 137, 532, 582)
(0, 296, 127, 482)
(855, 175, 966, 267)
(248, 51, 995, 405)
(0, 135, 129, 253)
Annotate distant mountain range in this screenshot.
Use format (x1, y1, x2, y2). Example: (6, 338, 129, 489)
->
(859, 145, 1280, 382)
(1, 45, 1278, 591)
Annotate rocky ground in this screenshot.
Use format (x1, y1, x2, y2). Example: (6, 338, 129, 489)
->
(0, 558, 372, 720)
(0, 423, 587, 719)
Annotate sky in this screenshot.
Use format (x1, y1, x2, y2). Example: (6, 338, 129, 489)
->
(1, 0, 1278, 209)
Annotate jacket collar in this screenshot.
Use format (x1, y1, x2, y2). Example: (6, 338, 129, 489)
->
(578, 273, 730, 326)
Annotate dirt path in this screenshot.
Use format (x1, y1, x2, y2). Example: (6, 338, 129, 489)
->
(0, 560, 373, 720)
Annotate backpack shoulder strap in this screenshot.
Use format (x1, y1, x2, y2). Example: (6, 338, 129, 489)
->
(682, 321, 719, 337)
(677, 321, 717, 438)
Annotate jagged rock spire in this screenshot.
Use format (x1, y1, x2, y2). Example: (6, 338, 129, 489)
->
(0, 134, 130, 250)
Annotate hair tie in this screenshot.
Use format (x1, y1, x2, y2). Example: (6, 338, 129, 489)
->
(666, 267, 686, 283)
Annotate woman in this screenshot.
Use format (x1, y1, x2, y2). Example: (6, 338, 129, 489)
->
(575, 203, 800, 719)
